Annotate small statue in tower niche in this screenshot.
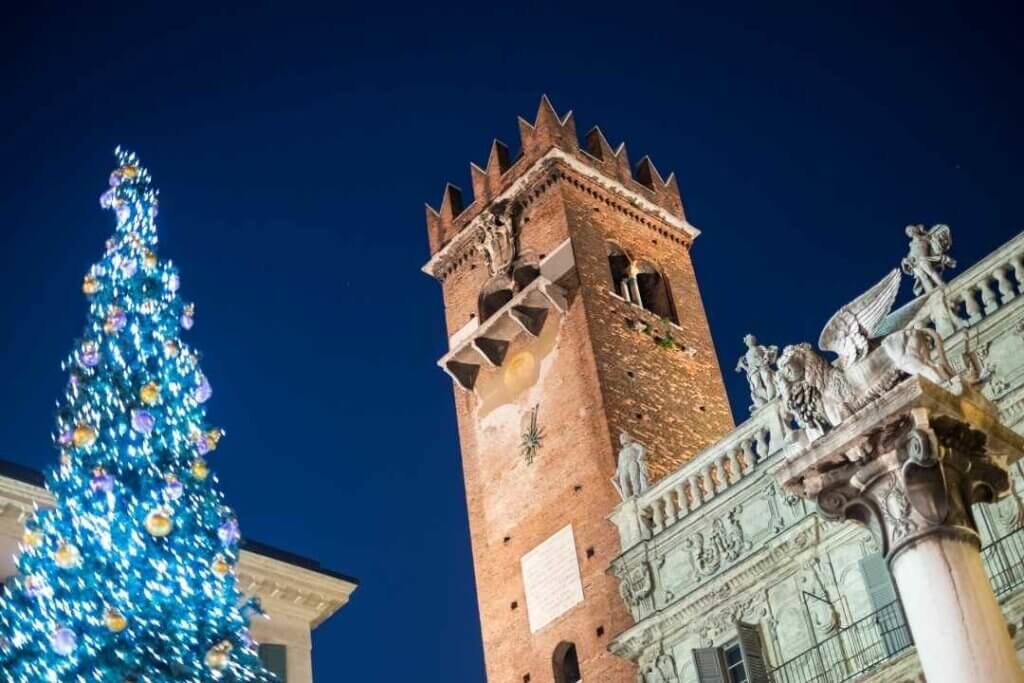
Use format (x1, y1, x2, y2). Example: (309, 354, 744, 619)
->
(901, 224, 956, 296)
(613, 432, 650, 500)
(475, 200, 516, 276)
(736, 334, 779, 412)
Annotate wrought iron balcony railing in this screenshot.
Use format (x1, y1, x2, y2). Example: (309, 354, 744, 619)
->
(769, 522, 1024, 683)
(982, 524, 1024, 599)
(769, 601, 913, 683)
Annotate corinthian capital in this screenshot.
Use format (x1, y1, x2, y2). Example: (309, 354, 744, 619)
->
(777, 377, 1023, 562)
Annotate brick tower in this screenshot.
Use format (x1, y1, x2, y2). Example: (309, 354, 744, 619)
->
(423, 97, 734, 682)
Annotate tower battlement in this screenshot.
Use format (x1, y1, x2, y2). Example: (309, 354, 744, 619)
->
(424, 96, 686, 259)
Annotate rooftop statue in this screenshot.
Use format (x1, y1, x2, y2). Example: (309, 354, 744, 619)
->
(613, 432, 650, 500)
(776, 269, 955, 438)
(901, 223, 956, 296)
(736, 334, 778, 412)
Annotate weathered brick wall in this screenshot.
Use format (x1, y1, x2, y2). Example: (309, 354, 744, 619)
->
(441, 176, 635, 682)
(560, 175, 735, 480)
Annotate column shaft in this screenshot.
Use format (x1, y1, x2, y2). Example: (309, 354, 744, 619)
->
(891, 535, 1023, 683)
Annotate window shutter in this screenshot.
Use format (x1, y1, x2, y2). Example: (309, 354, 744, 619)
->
(859, 552, 910, 656)
(859, 553, 897, 611)
(692, 647, 728, 683)
(259, 643, 288, 682)
(736, 621, 770, 683)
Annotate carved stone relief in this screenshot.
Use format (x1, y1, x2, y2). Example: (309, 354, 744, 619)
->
(683, 506, 751, 577)
(799, 558, 841, 636)
(475, 201, 516, 276)
(616, 560, 656, 619)
(696, 593, 766, 646)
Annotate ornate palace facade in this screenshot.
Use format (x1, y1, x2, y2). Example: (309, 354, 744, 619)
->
(426, 97, 1024, 682)
(609, 229, 1024, 682)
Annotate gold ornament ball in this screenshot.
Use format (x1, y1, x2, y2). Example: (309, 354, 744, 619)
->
(73, 425, 97, 449)
(143, 251, 158, 271)
(22, 528, 43, 549)
(205, 641, 232, 670)
(210, 554, 232, 578)
(103, 307, 124, 334)
(164, 340, 180, 358)
(119, 164, 139, 179)
(191, 458, 209, 481)
(139, 382, 160, 406)
(144, 509, 174, 538)
(54, 542, 81, 569)
(104, 608, 128, 633)
(82, 275, 101, 296)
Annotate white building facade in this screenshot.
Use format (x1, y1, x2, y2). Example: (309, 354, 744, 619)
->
(0, 463, 357, 683)
(609, 232, 1024, 682)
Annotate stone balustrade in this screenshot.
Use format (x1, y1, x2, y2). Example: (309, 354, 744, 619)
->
(917, 231, 1024, 334)
(612, 403, 787, 547)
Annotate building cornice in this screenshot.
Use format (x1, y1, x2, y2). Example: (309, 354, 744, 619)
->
(0, 469, 356, 630)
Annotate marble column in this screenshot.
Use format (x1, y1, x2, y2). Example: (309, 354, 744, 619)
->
(777, 378, 1024, 683)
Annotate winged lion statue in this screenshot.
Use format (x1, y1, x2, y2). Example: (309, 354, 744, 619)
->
(775, 269, 955, 436)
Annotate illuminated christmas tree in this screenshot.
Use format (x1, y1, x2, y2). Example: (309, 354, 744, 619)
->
(0, 149, 275, 682)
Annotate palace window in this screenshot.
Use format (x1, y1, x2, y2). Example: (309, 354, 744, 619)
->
(553, 641, 582, 683)
(258, 643, 288, 681)
(724, 641, 748, 682)
(692, 622, 769, 683)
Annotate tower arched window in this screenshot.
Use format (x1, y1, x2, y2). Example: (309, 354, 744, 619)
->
(553, 642, 582, 683)
(635, 261, 677, 323)
(607, 243, 633, 302)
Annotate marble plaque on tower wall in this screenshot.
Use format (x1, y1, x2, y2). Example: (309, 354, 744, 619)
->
(521, 524, 584, 633)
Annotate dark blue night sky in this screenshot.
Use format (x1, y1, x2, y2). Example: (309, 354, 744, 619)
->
(1, 2, 1021, 680)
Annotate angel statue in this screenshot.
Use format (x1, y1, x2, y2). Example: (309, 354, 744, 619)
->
(776, 269, 955, 437)
(736, 334, 778, 412)
(901, 224, 956, 296)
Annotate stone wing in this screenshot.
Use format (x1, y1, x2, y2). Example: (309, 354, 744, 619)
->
(819, 269, 902, 368)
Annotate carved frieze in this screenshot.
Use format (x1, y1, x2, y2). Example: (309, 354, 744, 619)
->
(683, 505, 750, 577)
(617, 560, 656, 618)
